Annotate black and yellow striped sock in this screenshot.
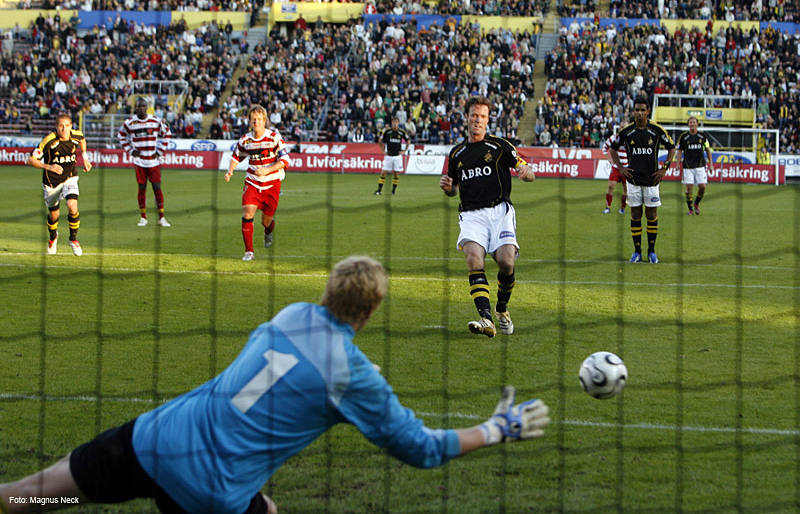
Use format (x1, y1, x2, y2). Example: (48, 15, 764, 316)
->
(694, 190, 704, 206)
(631, 217, 642, 253)
(496, 271, 515, 313)
(376, 176, 385, 192)
(392, 175, 399, 193)
(685, 191, 693, 210)
(468, 269, 492, 319)
(47, 213, 58, 240)
(646, 217, 658, 253)
(68, 212, 80, 240)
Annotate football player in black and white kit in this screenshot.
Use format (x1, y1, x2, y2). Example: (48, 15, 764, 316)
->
(439, 97, 535, 338)
(608, 96, 675, 264)
(676, 116, 714, 215)
(28, 113, 92, 256)
(374, 117, 409, 195)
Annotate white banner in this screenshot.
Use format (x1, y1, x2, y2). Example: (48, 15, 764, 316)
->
(595, 159, 611, 179)
(168, 139, 238, 152)
(778, 154, 800, 177)
(405, 154, 446, 175)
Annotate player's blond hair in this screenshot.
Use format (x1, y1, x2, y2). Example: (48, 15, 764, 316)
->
(248, 104, 268, 119)
(321, 256, 387, 326)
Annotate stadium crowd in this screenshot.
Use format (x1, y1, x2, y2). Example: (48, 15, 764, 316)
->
(606, 0, 798, 20)
(0, 14, 240, 138)
(20, 0, 257, 12)
(221, 17, 537, 145)
(2, 0, 800, 151)
(539, 19, 800, 152)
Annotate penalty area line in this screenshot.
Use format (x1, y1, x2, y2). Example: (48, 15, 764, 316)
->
(1, 394, 795, 436)
(0, 263, 795, 290)
(416, 411, 800, 436)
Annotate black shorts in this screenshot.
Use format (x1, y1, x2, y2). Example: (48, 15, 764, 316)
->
(69, 419, 185, 513)
(69, 418, 270, 514)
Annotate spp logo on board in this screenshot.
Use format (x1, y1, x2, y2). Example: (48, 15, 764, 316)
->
(191, 140, 217, 152)
(166, 140, 178, 150)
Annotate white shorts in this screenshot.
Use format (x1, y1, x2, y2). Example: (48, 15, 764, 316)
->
(382, 155, 404, 173)
(42, 176, 79, 209)
(682, 166, 708, 185)
(457, 202, 519, 257)
(625, 183, 661, 208)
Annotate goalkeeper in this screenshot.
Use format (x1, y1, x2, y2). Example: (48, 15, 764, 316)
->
(0, 256, 550, 514)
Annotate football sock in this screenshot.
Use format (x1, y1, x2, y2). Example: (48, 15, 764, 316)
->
(605, 194, 613, 208)
(694, 190, 704, 206)
(621, 194, 627, 209)
(138, 186, 147, 215)
(468, 269, 492, 319)
(646, 217, 658, 253)
(631, 217, 642, 253)
(496, 271, 515, 313)
(265, 219, 275, 235)
(376, 176, 385, 192)
(685, 191, 693, 210)
(68, 212, 80, 240)
(242, 217, 254, 253)
(47, 213, 58, 240)
(154, 188, 165, 215)
(392, 175, 399, 193)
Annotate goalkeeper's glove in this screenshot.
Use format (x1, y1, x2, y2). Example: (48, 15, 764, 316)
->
(479, 386, 550, 445)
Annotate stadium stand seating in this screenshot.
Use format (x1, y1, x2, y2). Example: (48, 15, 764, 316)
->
(540, 17, 800, 152)
(226, 18, 536, 145)
(0, 16, 240, 138)
(1, 0, 798, 152)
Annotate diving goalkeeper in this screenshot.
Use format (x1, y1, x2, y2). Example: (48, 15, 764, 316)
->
(0, 256, 550, 514)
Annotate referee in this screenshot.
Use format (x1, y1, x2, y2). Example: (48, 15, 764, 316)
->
(608, 96, 675, 264)
(676, 116, 714, 215)
(439, 96, 535, 338)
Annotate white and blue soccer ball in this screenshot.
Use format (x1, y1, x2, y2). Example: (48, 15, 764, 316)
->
(579, 351, 628, 399)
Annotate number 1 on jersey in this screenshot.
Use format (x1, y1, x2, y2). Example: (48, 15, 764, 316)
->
(232, 349, 299, 414)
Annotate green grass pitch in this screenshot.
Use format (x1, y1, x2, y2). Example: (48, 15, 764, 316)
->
(1, 164, 798, 513)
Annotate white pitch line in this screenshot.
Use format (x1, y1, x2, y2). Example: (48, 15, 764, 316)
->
(416, 412, 800, 436)
(0, 252, 797, 272)
(1, 393, 797, 436)
(0, 262, 796, 290)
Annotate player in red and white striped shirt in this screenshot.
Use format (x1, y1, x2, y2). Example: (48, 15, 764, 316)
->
(117, 97, 173, 227)
(224, 105, 290, 261)
(601, 134, 627, 214)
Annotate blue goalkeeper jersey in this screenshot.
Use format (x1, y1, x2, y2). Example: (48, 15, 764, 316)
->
(132, 302, 461, 514)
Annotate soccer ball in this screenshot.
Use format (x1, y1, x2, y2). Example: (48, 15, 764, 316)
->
(579, 351, 628, 399)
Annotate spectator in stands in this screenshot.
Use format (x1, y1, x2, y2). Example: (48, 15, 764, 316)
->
(349, 122, 365, 142)
(224, 20, 234, 47)
(337, 120, 349, 142)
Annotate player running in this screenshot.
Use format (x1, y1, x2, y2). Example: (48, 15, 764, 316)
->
(225, 105, 290, 261)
